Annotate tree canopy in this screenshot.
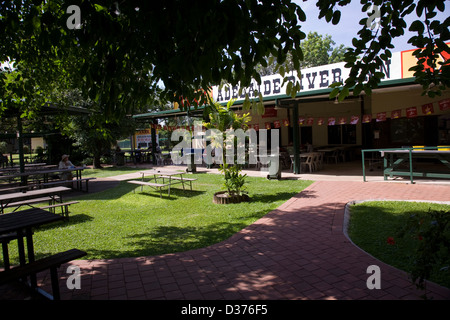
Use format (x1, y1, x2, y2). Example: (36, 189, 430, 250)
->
(257, 31, 348, 76)
(318, 0, 449, 100)
(1, 0, 449, 119)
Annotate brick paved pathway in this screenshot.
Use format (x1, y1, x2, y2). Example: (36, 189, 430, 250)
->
(4, 179, 450, 300)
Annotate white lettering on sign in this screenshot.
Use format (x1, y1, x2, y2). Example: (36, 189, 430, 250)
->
(213, 53, 402, 103)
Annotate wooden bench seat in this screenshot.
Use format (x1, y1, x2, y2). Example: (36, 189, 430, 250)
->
(40, 201, 79, 218)
(0, 248, 87, 300)
(40, 177, 96, 192)
(127, 180, 170, 198)
(158, 176, 197, 181)
(0, 185, 33, 194)
(157, 176, 197, 190)
(7, 196, 61, 212)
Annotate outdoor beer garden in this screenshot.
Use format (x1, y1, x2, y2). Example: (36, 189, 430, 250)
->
(1, 1, 449, 304)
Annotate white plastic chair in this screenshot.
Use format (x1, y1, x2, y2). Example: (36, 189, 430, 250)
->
(301, 154, 314, 173)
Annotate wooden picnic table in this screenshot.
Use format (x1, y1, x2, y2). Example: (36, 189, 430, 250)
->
(0, 208, 85, 300)
(0, 186, 71, 214)
(144, 169, 193, 194)
(0, 208, 64, 268)
(128, 169, 197, 198)
(0, 166, 85, 189)
(0, 163, 54, 173)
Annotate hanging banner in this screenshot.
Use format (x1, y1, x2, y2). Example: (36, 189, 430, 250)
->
(317, 118, 324, 126)
(376, 112, 386, 122)
(298, 117, 305, 125)
(391, 109, 401, 119)
(328, 117, 336, 126)
(350, 115, 360, 125)
(274, 120, 281, 128)
(265, 122, 271, 130)
(283, 118, 290, 126)
(439, 98, 450, 111)
(338, 117, 347, 125)
(262, 107, 278, 118)
(406, 107, 418, 118)
(363, 114, 372, 123)
(422, 103, 434, 115)
(307, 117, 314, 125)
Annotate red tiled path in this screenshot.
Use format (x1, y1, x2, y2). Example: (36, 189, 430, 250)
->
(38, 181, 450, 299)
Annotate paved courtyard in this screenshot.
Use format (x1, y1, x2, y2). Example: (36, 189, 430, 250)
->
(2, 164, 450, 300)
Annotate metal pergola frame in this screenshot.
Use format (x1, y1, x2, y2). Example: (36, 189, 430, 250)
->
(1, 103, 92, 184)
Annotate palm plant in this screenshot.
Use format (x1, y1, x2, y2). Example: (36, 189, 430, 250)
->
(203, 99, 251, 198)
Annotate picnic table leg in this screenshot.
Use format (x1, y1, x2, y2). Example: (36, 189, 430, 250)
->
(168, 178, 172, 198)
(16, 229, 29, 283)
(16, 229, 26, 267)
(50, 267, 61, 300)
(0, 200, 7, 214)
(180, 176, 185, 190)
(1, 241, 11, 270)
(25, 228, 38, 288)
(77, 169, 81, 190)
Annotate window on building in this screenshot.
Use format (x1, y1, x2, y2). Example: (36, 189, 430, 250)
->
(328, 124, 356, 145)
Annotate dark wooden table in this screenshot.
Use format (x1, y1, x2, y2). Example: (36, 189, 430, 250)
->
(0, 208, 65, 287)
(0, 167, 85, 187)
(0, 186, 71, 214)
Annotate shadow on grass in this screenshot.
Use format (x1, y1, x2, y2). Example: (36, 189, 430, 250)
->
(84, 222, 250, 259)
(133, 189, 206, 200)
(37, 213, 94, 232)
(249, 192, 300, 204)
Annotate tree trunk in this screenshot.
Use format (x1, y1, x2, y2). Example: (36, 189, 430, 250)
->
(93, 154, 102, 169)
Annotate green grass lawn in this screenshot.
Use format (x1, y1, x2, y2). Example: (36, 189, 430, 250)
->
(348, 201, 450, 289)
(81, 166, 145, 178)
(2, 173, 312, 266)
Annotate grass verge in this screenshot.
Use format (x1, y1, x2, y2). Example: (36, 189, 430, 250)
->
(348, 201, 450, 289)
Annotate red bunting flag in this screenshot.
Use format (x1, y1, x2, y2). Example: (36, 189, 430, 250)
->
(253, 124, 260, 131)
(283, 118, 290, 126)
(406, 107, 417, 118)
(422, 103, 434, 115)
(298, 117, 305, 125)
(338, 117, 346, 125)
(391, 109, 401, 119)
(376, 112, 386, 122)
(265, 122, 271, 130)
(350, 116, 359, 125)
(307, 117, 314, 125)
(363, 114, 372, 123)
(439, 99, 450, 111)
(317, 118, 324, 126)
(273, 120, 281, 128)
(328, 117, 336, 126)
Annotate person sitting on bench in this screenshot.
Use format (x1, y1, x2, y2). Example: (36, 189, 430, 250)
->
(58, 154, 75, 180)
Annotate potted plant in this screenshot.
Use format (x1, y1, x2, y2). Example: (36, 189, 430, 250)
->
(203, 99, 251, 204)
